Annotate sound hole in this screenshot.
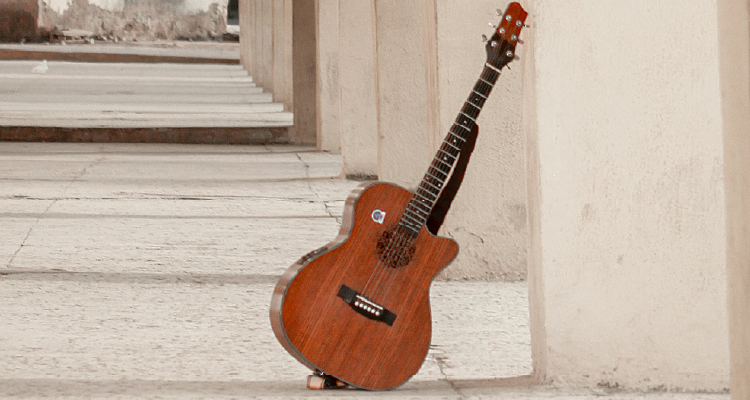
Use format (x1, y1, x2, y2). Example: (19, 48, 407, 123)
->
(376, 227, 416, 268)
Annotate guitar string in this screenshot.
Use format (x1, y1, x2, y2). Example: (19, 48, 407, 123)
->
(360, 45, 507, 303)
(363, 65, 498, 301)
(368, 65, 502, 303)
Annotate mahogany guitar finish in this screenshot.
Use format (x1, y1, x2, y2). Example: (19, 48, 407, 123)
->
(270, 3, 527, 391)
(270, 182, 458, 390)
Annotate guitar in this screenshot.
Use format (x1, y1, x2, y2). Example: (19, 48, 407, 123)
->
(270, 3, 527, 390)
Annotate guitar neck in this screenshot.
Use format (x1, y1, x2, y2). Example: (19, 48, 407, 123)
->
(398, 64, 502, 235)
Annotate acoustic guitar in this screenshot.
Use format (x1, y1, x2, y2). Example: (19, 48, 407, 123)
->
(270, 3, 527, 390)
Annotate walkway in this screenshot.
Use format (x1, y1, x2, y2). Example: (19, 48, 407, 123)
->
(0, 61, 292, 130)
(0, 143, 727, 399)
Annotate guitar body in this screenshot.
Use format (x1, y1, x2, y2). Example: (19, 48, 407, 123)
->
(270, 182, 459, 390)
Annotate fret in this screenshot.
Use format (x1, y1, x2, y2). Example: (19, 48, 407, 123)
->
(427, 164, 448, 182)
(399, 221, 420, 234)
(418, 187, 437, 200)
(468, 97, 484, 110)
(428, 166, 448, 179)
(465, 101, 481, 112)
(410, 199, 431, 213)
(452, 124, 470, 134)
(485, 63, 502, 74)
(444, 140, 460, 151)
(472, 90, 487, 100)
(426, 170, 445, 183)
(478, 77, 494, 87)
(402, 212, 424, 226)
(439, 149, 456, 160)
(459, 112, 476, 123)
(415, 192, 435, 203)
(422, 178, 441, 192)
(408, 203, 429, 217)
(434, 157, 452, 169)
(419, 181, 440, 196)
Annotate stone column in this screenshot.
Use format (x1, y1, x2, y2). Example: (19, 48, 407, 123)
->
(238, 0, 254, 73)
(374, 0, 439, 185)
(433, 0, 527, 280)
(316, 0, 342, 153)
(289, 0, 318, 145)
(338, 0, 379, 178)
(525, 0, 729, 390)
(717, 1, 750, 398)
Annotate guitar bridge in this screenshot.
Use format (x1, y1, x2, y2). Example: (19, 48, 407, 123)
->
(337, 285, 396, 326)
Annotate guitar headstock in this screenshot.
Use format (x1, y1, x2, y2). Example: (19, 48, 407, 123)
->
(484, 2, 528, 70)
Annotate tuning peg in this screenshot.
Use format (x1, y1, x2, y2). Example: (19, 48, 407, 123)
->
(517, 39, 525, 44)
(513, 55, 520, 61)
(491, 41, 498, 47)
(488, 22, 497, 29)
(496, 8, 502, 16)
(505, 50, 514, 57)
(481, 34, 488, 43)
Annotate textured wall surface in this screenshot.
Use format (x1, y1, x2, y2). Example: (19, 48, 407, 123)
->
(526, 0, 729, 391)
(338, 0, 379, 177)
(0, 0, 38, 42)
(39, 0, 228, 40)
(717, 1, 750, 398)
(433, 0, 527, 280)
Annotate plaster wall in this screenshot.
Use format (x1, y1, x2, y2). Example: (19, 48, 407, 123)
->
(433, 0, 527, 280)
(289, 0, 316, 145)
(526, 0, 729, 390)
(338, 0, 378, 178)
(717, 1, 750, 397)
(316, 0, 341, 153)
(39, 0, 229, 40)
(374, 0, 437, 188)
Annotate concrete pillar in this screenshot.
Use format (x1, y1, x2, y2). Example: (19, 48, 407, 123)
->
(338, 0, 379, 178)
(290, 0, 317, 145)
(316, 0, 342, 153)
(238, 0, 254, 73)
(374, 0, 439, 185)
(433, 1, 527, 280)
(525, 0, 729, 390)
(272, 0, 293, 110)
(717, 1, 750, 398)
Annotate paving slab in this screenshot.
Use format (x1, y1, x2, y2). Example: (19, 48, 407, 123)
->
(0, 42, 241, 61)
(0, 61, 291, 129)
(0, 143, 724, 400)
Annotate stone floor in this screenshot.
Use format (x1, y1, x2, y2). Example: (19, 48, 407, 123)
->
(0, 143, 729, 399)
(0, 61, 291, 129)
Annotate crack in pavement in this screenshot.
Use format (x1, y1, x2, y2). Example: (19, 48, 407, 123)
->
(296, 153, 342, 224)
(432, 351, 466, 400)
(5, 155, 106, 269)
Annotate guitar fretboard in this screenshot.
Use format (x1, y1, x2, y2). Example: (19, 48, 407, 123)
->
(398, 64, 501, 235)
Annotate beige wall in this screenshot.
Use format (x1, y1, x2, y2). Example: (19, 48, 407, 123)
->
(526, 0, 729, 391)
(316, 0, 342, 153)
(717, 1, 750, 398)
(434, 1, 527, 280)
(338, 0, 379, 178)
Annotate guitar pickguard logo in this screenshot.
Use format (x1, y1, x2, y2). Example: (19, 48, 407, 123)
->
(371, 209, 386, 224)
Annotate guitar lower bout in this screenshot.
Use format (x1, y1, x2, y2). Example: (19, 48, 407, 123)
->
(270, 182, 459, 390)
